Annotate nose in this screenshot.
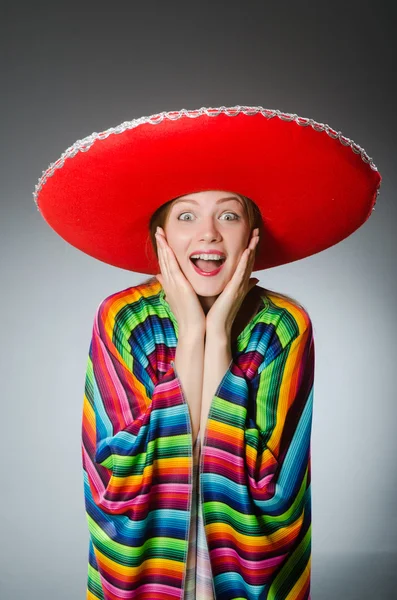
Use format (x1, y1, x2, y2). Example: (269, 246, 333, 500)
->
(197, 217, 222, 241)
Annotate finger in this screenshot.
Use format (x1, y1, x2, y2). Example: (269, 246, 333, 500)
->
(234, 248, 252, 281)
(246, 248, 255, 273)
(248, 247, 258, 273)
(249, 231, 260, 250)
(156, 234, 173, 285)
(155, 235, 163, 269)
(243, 248, 257, 281)
(247, 235, 259, 266)
(156, 232, 182, 282)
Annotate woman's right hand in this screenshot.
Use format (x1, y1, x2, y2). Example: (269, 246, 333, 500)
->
(155, 226, 206, 336)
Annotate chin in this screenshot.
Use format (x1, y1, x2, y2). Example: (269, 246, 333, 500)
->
(190, 279, 228, 295)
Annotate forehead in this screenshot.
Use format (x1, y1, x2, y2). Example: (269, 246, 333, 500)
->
(172, 193, 244, 207)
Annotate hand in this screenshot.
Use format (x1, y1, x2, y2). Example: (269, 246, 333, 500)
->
(205, 228, 260, 338)
(155, 226, 206, 335)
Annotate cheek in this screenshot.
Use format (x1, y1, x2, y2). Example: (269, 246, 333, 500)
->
(164, 234, 183, 256)
(165, 230, 188, 253)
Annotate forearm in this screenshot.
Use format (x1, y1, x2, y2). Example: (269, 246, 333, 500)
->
(174, 329, 205, 444)
(200, 332, 233, 437)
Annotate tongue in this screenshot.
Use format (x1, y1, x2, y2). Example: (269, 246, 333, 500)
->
(195, 259, 222, 272)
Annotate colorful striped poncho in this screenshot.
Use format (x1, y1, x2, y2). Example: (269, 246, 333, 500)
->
(81, 278, 315, 600)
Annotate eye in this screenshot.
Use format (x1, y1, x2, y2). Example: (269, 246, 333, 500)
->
(177, 212, 194, 221)
(222, 212, 240, 221)
(177, 211, 240, 221)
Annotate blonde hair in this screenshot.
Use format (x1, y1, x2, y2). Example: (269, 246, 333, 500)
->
(139, 192, 306, 310)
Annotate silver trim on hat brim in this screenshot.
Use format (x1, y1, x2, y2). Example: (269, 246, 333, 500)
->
(32, 105, 381, 212)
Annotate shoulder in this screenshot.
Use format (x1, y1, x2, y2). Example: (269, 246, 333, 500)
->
(259, 287, 313, 349)
(94, 277, 163, 342)
(96, 278, 161, 318)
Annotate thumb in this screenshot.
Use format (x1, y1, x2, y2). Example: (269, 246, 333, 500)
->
(249, 277, 260, 289)
(156, 274, 163, 285)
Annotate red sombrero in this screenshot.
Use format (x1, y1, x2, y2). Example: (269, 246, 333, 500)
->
(33, 105, 381, 274)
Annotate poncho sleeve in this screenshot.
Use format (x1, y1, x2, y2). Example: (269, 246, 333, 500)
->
(201, 308, 315, 599)
(244, 315, 314, 507)
(81, 299, 193, 599)
(248, 316, 315, 597)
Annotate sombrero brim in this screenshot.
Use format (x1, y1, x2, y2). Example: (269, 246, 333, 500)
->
(33, 106, 381, 273)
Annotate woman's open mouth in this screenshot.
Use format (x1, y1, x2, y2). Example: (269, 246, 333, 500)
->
(189, 256, 226, 277)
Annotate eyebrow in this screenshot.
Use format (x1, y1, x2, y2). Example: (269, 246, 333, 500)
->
(173, 196, 243, 206)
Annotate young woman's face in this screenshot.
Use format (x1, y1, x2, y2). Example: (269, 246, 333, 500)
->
(163, 190, 252, 302)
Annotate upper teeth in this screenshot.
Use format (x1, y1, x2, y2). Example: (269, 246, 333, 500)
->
(190, 254, 225, 260)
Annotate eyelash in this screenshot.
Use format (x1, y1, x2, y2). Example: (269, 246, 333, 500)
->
(177, 212, 240, 221)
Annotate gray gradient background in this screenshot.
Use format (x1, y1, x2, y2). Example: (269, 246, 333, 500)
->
(1, 1, 396, 598)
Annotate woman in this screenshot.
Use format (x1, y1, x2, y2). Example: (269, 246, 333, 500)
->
(33, 106, 381, 599)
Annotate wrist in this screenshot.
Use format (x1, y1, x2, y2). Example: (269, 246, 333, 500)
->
(205, 327, 231, 348)
(177, 327, 205, 343)
(205, 321, 231, 339)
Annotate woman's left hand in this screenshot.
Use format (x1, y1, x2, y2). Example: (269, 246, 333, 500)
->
(205, 228, 260, 338)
